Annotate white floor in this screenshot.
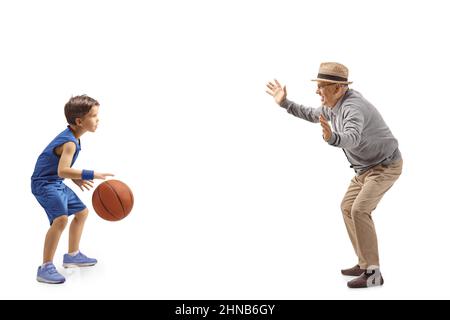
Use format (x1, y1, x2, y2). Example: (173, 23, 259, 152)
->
(4, 183, 449, 300)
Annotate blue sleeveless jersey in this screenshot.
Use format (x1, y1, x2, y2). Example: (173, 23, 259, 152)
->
(31, 127, 81, 182)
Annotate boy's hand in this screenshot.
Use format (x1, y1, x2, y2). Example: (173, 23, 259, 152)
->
(94, 172, 114, 180)
(72, 179, 94, 191)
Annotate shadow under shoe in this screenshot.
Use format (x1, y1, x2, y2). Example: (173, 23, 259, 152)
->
(347, 270, 384, 289)
(341, 264, 366, 276)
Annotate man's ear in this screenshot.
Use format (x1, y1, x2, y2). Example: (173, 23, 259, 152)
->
(75, 118, 82, 126)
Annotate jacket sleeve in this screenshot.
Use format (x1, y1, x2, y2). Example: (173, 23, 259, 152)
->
(280, 99, 327, 123)
(327, 104, 364, 148)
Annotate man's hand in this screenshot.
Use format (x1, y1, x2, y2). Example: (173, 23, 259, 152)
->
(265, 79, 287, 105)
(72, 179, 94, 191)
(319, 114, 333, 142)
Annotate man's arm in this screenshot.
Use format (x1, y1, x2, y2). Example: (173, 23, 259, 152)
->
(266, 79, 327, 123)
(280, 99, 325, 123)
(327, 105, 364, 148)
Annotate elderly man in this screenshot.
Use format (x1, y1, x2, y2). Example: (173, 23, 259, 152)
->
(266, 62, 402, 288)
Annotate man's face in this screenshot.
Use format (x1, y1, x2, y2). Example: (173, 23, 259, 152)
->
(316, 81, 337, 107)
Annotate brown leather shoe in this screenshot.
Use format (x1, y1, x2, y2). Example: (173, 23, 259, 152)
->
(347, 270, 384, 288)
(341, 264, 366, 276)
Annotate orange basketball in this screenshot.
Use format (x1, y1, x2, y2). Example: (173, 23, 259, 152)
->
(92, 180, 134, 221)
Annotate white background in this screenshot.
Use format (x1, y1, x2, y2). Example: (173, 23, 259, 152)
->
(1, 0, 449, 299)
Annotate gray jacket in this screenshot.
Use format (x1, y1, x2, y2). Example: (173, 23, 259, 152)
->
(280, 89, 402, 175)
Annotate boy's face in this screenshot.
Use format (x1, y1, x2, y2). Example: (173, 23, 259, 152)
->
(78, 105, 99, 132)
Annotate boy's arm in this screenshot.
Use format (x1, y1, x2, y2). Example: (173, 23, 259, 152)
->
(57, 142, 83, 179)
(57, 142, 113, 180)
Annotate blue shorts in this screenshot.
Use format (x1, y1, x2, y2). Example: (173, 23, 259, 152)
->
(31, 180, 86, 225)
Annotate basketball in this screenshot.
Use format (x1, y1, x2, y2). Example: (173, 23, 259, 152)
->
(92, 180, 134, 221)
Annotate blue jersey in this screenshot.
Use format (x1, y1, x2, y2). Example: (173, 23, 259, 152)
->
(31, 127, 81, 182)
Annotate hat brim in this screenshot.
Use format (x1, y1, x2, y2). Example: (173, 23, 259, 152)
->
(311, 78, 353, 84)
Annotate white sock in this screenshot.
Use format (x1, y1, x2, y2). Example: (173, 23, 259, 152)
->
(41, 261, 52, 268)
(68, 250, 79, 256)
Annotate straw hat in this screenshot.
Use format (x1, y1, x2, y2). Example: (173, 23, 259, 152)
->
(311, 62, 353, 84)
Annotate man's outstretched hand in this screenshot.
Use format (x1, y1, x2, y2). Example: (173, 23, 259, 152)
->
(266, 79, 287, 105)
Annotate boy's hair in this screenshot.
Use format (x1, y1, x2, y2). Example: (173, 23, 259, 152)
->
(64, 95, 99, 125)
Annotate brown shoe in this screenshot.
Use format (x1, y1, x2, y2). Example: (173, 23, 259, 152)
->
(347, 270, 384, 288)
(341, 264, 366, 276)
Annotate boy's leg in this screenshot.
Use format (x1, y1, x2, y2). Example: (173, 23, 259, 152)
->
(68, 208, 89, 253)
(64, 208, 97, 268)
(63, 186, 96, 267)
(43, 215, 68, 264)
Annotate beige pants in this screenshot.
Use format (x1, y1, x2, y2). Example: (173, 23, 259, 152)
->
(341, 160, 403, 269)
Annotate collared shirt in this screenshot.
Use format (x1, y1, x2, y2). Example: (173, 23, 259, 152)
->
(280, 89, 402, 175)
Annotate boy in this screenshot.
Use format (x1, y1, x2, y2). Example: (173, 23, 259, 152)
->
(31, 95, 113, 284)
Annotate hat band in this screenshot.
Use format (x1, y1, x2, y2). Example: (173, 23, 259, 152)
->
(317, 73, 348, 82)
